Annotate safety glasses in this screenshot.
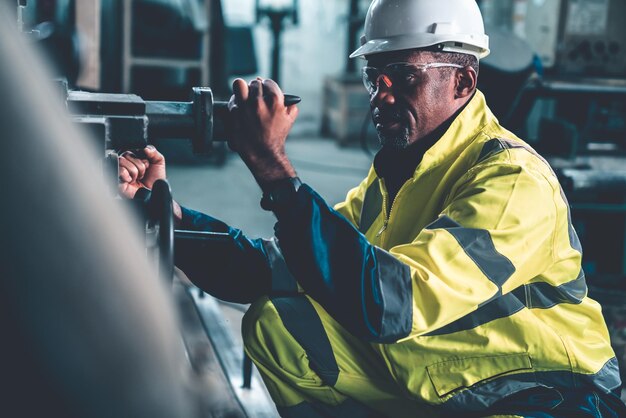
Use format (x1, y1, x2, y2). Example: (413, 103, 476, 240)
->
(362, 62, 463, 95)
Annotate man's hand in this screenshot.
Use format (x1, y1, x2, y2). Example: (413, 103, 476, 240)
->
(118, 145, 183, 225)
(228, 78, 299, 187)
(118, 145, 166, 198)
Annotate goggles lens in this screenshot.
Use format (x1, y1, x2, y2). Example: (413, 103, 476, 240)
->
(362, 62, 463, 95)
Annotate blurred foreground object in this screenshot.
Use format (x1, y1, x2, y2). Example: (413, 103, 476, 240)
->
(0, 5, 282, 416)
(0, 4, 199, 417)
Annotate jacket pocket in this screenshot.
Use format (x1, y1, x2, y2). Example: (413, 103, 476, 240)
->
(426, 353, 533, 398)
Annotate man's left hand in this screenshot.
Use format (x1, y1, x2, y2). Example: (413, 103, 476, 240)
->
(118, 146, 166, 198)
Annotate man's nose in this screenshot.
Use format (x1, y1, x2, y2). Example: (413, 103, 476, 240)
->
(370, 76, 395, 107)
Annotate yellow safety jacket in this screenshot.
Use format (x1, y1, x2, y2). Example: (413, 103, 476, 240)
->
(333, 90, 620, 409)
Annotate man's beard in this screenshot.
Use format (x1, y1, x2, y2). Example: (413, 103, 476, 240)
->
(373, 107, 410, 150)
(376, 125, 410, 150)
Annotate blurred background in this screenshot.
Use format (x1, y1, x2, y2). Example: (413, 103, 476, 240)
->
(4, 0, 626, 415)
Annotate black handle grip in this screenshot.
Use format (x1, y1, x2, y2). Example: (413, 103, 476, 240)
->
(283, 94, 301, 106)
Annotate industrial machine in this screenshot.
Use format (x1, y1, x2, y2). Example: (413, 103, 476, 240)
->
(480, 0, 626, 77)
(60, 79, 299, 276)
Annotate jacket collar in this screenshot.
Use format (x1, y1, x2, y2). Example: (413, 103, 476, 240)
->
(416, 90, 493, 175)
(370, 90, 494, 182)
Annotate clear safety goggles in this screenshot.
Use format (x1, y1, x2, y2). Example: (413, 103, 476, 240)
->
(362, 62, 463, 95)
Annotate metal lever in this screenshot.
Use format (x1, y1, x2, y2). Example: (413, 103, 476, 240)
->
(66, 86, 301, 155)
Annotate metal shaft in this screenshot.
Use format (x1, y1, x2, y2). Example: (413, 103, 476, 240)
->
(145, 95, 301, 142)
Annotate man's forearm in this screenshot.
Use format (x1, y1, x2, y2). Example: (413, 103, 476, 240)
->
(175, 207, 272, 303)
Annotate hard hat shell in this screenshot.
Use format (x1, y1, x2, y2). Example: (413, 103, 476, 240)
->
(350, 0, 490, 60)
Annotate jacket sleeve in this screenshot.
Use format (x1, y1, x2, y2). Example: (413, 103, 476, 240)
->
(274, 185, 413, 343)
(175, 207, 272, 303)
(274, 161, 559, 342)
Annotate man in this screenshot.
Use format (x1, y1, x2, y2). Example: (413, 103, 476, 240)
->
(119, 0, 625, 416)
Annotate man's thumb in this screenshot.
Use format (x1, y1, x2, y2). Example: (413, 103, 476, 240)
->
(144, 145, 164, 163)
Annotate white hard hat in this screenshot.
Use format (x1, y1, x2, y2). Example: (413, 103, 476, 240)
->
(350, 0, 490, 60)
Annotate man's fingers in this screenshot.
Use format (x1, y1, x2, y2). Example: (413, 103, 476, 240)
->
(119, 167, 132, 183)
(123, 152, 147, 179)
(262, 79, 284, 108)
(233, 78, 249, 105)
(248, 78, 264, 106)
(119, 155, 140, 181)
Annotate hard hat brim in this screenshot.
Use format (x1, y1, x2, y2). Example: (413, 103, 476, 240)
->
(350, 34, 490, 60)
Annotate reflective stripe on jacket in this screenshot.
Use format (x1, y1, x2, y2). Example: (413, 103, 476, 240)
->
(332, 90, 620, 410)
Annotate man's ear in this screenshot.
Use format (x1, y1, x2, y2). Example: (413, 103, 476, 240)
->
(455, 66, 477, 99)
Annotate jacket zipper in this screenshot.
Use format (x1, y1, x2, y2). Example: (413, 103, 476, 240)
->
(376, 185, 389, 238)
(376, 221, 388, 237)
(377, 179, 413, 246)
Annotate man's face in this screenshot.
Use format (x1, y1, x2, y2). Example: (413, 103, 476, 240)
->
(366, 50, 458, 150)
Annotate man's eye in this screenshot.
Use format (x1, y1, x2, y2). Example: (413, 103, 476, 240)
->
(403, 73, 417, 82)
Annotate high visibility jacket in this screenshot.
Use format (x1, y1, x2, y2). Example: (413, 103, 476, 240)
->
(330, 90, 620, 409)
(176, 90, 621, 412)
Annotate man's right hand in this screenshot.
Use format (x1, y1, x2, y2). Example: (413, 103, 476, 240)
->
(118, 145, 166, 199)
